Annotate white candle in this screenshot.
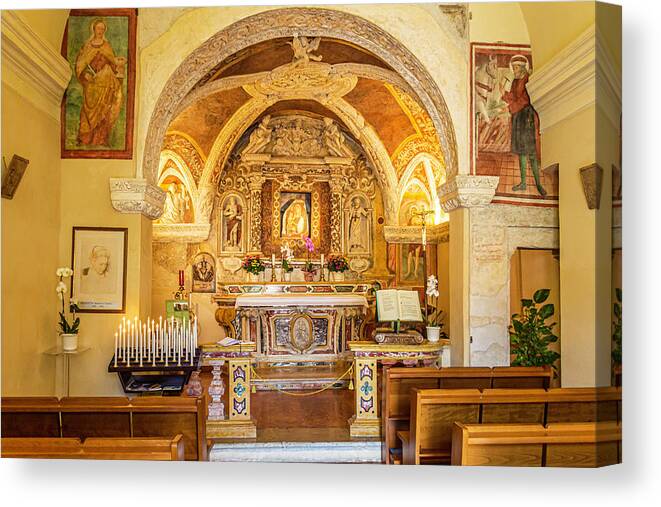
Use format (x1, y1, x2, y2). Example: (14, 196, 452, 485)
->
(321, 253, 325, 278)
(114, 332, 118, 367)
(271, 253, 276, 271)
(159, 316, 163, 358)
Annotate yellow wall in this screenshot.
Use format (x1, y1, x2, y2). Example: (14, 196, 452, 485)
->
(13, 9, 69, 52)
(1, 84, 61, 395)
(57, 161, 152, 396)
(470, 2, 529, 43)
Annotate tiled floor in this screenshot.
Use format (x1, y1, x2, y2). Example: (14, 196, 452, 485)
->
(477, 152, 559, 200)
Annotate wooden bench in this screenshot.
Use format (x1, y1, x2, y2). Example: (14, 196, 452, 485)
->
(1, 396, 207, 461)
(402, 387, 621, 464)
(451, 422, 621, 467)
(1, 435, 185, 460)
(382, 366, 552, 463)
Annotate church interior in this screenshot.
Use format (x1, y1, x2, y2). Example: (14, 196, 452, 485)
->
(1, 1, 623, 467)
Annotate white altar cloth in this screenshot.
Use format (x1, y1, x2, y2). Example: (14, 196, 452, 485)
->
(234, 293, 368, 308)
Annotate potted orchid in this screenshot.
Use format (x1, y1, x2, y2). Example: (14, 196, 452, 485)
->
(302, 236, 317, 282)
(242, 255, 265, 282)
(425, 274, 448, 343)
(56, 267, 80, 350)
(327, 255, 349, 282)
(280, 243, 294, 282)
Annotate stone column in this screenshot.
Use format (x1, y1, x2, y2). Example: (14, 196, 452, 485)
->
(328, 174, 344, 254)
(439, 175, 499, 366)
(248, 175, 264, 253)
(207, 359, 226, 421)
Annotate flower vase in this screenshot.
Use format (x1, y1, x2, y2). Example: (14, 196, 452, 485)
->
(282, 271, 292, 282)
(426, 326, 441, 343)
(61, 333, 78, 351)
(248, 272, 259, 283)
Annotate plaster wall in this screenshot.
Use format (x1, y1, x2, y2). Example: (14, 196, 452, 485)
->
(1, 84, 61, 395)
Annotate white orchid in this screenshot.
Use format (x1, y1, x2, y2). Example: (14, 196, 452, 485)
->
(56, 281, 67, 294)
(56, 267, 73, 278)
(426, 274, 439, 298)
(280, 243, 293, 261)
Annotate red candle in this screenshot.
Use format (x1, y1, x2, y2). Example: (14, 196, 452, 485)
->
(178, 269, 184, 286)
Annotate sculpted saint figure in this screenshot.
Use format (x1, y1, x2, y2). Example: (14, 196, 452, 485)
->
(323, 118, 352, 157)
(75, 18, 126, 146)
(404, 205, 424, 279)
(244, 115, 272, 154)
(287, 35, 322, 66)
(348, 197, 369, 252)
(223, 196, 242, 250)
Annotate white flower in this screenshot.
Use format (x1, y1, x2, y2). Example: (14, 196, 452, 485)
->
(64, 267, 73, 277)
(56, 267, 74, 278)
(56, 281, 67, 294)
(426, 275, 439, 297)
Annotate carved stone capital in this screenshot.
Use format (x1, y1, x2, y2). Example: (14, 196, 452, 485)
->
(152, 223, 212, 243)
(109, 178, 166, 220)
(439, 175, 499, 212)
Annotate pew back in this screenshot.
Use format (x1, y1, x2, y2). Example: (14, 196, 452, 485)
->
(1, 435, 185, 460)
(1, 396, 206, 461)
(382, 366, 552, 463)
(451, 422, 621, 467)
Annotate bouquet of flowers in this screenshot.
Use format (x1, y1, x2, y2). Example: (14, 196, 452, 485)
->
(302, 236, 317, 273)
(425, 274, 447, 335)
(280, 243, 294, 273)
(56, 267, 80, 334)
(326, 255, 349, 273)
(241, 255, 265, 275)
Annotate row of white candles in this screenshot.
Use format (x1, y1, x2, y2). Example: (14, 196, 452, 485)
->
(113, 316, 198, 368)
(269, 253, 325, 266)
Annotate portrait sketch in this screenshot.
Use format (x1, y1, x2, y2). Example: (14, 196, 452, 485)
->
(344, 194, 372, 255)
(61, 9, 136, 159)
(280, 192, 311, 239)
(192, 253, 216, 293)
(471, 43, 557, 205)
(71, 227, 127, 312)
(219, 194, 245, 254)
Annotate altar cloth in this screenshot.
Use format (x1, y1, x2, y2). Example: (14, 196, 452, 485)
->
(234, 293, 368, 308)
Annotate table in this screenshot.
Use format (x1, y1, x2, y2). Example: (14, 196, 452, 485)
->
(43, 346, 91, 396)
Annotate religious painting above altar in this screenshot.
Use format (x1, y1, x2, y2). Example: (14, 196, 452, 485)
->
(280, 192, 311, 239)
(60, 9, 136, 159)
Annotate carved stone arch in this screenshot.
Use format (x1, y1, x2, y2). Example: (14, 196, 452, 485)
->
(142, 7, 459, 190)
(398, 152, 447, 224)
(159, 150, 199, 205)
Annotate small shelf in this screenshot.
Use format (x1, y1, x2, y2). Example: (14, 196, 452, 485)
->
(43, 346, 91, 356)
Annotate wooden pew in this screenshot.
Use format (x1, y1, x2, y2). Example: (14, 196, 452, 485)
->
(451, 422, 621, 467)
(402, 387, 621, 464)
(1, 435, 185, 460)
(1, 396, 207, 461)
(382, 366, 552, 463)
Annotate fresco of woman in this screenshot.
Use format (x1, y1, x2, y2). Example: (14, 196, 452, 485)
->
(75, 18, 126, 146)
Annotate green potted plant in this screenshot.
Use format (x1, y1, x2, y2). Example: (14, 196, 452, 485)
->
(56, 267, 80, 350)
(241, 255, 265, 282)
(509, 288, 560, 374)
(425, 275, 448, 342)
(326, 254, 349, 282)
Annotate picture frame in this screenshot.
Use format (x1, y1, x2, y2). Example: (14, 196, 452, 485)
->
(71, 227, 128, 312)
(1, 155, 29, 199)
(192, 252, 217, 293)
(60, 9, 137, 159)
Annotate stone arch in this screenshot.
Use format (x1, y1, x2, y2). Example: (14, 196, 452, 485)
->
(142, 7, 459, 188)
(398, 152, 447, 224)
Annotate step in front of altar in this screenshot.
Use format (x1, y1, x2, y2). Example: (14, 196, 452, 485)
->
(209, 428, 380, 463)
(251, 363, 351, 391)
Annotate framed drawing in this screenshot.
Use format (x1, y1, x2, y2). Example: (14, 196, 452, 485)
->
(471, 42, 558, 206)
(61, 9, 137, 159)
(71, 227, 128, 312)
(192, 252, 216, 293)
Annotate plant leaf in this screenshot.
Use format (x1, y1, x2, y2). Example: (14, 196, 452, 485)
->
(539, 303, 554, 320)
(533, 288, 550, 304)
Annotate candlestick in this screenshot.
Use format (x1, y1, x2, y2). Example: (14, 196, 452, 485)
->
(320, 253, 325, 281)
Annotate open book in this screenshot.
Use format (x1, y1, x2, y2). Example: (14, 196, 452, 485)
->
(375, 289, 423, 322)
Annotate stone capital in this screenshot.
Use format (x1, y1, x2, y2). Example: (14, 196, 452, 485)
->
(439, 175, 499, 212)
(109, 178, 166, 220)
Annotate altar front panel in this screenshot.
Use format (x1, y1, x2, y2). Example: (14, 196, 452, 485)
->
(266, 309, 338, 356)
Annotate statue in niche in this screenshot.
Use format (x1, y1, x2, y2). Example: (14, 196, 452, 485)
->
(323, 118, 352, 157)
(244, 115, 272, 154)
(347, 196, 370, 253)
(403, 204, 425, 280)
(287, 35, 322, 66)
(159, 182, 190, 224)
(222, 196, 243, 252)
